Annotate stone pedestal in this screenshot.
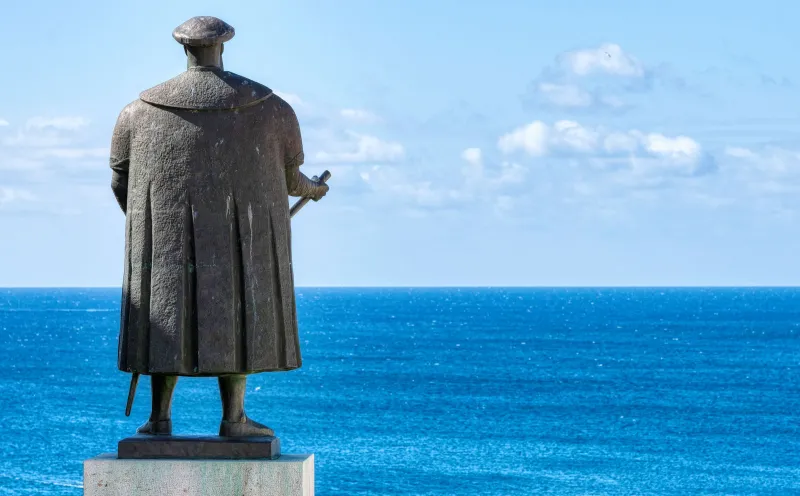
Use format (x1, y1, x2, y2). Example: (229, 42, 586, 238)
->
(83, 453, 314, 496)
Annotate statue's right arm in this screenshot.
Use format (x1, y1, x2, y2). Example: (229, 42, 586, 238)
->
(109, 107, 132, 215)
(285, 166, 326, 199)
(281, 104, 328, 201)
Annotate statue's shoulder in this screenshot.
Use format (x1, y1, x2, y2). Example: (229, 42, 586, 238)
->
(269, 94, 296, 113)
(266, 94, 300, 128)
(121, 99, 148, 116)
(113, 99, 148, 130)
(138, 69, 273, 111)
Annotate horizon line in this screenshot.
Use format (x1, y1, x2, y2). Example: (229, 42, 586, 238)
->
(2, 285, 800, 289)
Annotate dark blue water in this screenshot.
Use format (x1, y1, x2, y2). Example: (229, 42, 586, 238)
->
(0, 288, 798, 495)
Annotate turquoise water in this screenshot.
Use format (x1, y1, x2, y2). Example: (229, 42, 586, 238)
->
(0, 287, 798, 495)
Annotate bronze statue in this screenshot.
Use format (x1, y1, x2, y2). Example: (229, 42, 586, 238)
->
(109, 16, 329, 440)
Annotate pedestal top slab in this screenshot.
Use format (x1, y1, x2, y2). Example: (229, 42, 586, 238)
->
(118, 435, 281, 460)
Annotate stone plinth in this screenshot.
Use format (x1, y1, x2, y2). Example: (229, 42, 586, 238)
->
(117, 435, 281, 460)
(84, 453, 314, 496)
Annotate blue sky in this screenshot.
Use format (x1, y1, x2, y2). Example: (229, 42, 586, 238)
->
(2, 0, 800, 286)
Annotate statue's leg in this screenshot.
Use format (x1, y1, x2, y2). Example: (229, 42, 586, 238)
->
(218, 374, 275, 437)
(135, 374, 177, 435)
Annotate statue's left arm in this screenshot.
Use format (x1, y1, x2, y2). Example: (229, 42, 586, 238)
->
(109, 106, 132, 214)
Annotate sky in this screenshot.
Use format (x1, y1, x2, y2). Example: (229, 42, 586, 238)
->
(2, 0, 800, 286)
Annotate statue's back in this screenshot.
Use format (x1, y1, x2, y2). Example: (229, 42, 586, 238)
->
(106, 14, 329, 443)
(113, 79, 303, 376)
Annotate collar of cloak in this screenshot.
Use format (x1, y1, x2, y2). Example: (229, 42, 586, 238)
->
(139, 67, 273, 110)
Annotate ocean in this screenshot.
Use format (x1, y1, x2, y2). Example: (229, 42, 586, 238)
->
(0, 287, 797, 495)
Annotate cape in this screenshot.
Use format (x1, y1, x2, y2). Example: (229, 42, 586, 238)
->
(111, 72, 304, 376)
(139, 67, 274, 110)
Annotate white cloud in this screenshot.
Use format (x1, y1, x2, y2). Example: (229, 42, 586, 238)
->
(33, 147, 109, 160)
(1, 116, 91, 148)
(460, 148, 526, 193)
(360, 165, 463, 208)
(627, 133, 711, 177)
(725, 147, 759, 160)
(315, 133, 404, 163)
(603, 132, 639, 153)
(0, 116, 110, 179)
(527, 43, 648, 110)
(497, 121, 549, 157)
(563, 43, 645, 78)
(25, 117, 90, 131)
(0, 156, 45, 171)
(340, 108, 381, 124)
(0, 119, 9, 127)
(351, 147, 526, 212)
(537, 83, 593, 107)
(535, 83, 633, 109)
(2, 131, 74, 148)
(599, 95, 627, 108)
(0, 187, 36, 206)
(498, 120, 714, 177)
(551, 120, 601, 152)
(640, 134, 701, 163)
(494, 161, 526, 186)
(461, 148, 484, 185)
(461, 147, 482, 167)
(0, 148, 108, 172)
(725, 146, 800, 177)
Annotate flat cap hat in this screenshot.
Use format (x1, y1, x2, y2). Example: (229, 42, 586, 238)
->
(172, 16, 235, 47)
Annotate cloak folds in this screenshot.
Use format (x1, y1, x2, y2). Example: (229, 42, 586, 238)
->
(110, 67, 305, 375)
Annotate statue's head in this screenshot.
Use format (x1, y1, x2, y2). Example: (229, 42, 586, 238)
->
(172, 16, 235, 71)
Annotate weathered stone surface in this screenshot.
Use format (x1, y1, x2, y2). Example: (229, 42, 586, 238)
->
(118, 435, 280, 460)
(111, 15, 329, 378)
(172, 16, 235, 47)
(84, 453, 314, 496)
(109, 13, 330, 442)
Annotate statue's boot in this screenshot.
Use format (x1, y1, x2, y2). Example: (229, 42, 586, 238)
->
(218, 375, 275, 437)
(136, 419, 172, 435)
(136, 374, 177, 436)
(220, 415, 275, 437)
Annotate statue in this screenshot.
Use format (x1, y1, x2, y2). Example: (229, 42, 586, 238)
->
(108, 16, 330, 441)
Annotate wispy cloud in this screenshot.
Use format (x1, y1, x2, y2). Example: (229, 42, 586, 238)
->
(340, 108, 381, 124)
(562, 43, 645, 78)
(0, 119, 9, 127)
(0, 187, 36, 206)
(314, 132, 405, 163)
(759, 74, 792, 88)
(25, 117, 90, 131)
(359, 166, 462, 208)
(0, 116, 108, 181)
(352, 145, 528, 214)
(524, 43, 657, 111)
(2, 116, 91, 148)
(535, 83, 594, 108)
(460, 147, 525, 190)
(33, 148, 109, 160)
(725, 145, 800, 178)
(460, 147, 482, 167)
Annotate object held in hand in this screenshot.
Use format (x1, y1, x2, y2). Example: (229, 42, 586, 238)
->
(290, 170, 331, 218)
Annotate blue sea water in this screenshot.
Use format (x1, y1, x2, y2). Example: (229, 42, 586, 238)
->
(0, 287, 798, 495)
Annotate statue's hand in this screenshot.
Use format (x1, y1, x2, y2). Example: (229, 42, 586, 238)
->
(311, 181, 329, 202)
